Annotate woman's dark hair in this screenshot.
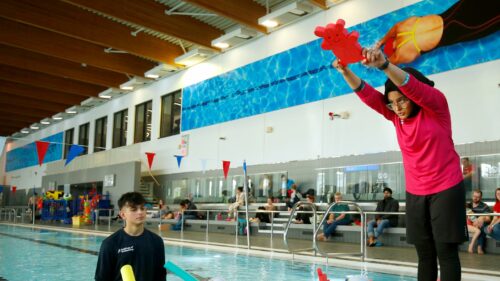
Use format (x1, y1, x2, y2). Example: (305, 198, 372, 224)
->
(118, 192, 146, 210)
(383, 67, 435, 104)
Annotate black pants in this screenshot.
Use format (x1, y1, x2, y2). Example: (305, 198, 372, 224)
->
(415, 242, 461, 281)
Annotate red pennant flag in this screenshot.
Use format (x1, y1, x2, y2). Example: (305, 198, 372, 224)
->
(145, 152, 156, 170)
(12, 186, 17, 193)
(35, 141, 50, 166)
(222, 160, 230, 179)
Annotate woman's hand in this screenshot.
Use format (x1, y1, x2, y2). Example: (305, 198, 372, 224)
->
(361, 48, 386, 68)
(332, 59, 348, 74)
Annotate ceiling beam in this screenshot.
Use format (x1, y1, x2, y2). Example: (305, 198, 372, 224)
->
(0, 80, 86, 105)
(0, 0, 184, 64)
(0, 18, 155, 77)
(0, 104, 55, 119)
(0, 119, 33, 129)
(0, 65, 105, 97)
(0, 113, 41, 124)
(183, 0, 268, 33)
(0, 93, 70, 112)
(308, 0, 328, 10)
(61, 0, 224, 49)
(0, 45, 127, 88)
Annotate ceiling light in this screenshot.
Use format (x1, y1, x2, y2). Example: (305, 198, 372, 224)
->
(98, 88, 129, 99)
(30, 124, 40, 130)
(81, 97, 107, 109)
(144, 64, 178, 79)
(258, 2, 313, 28)
(21, 128, 30, 134)
(52, 113, 64, 120)
(213, 42, 229, 49)
(40, 119, 51, 125)
(260, 20, 278, 28)
(65, 106, 78, 114)
(211, 28, 258, 49)
(119, 76, 150, 90)
(174, 48, 215, 66)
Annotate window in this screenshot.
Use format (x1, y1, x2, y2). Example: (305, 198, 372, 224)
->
(134, 100, 152, 143)
(63, 128, 74, 159)
(113, 109, 128, 148)
(160, 90, 182, 138)
(94, 116, 107, 152)
(78, 123, 90, 155)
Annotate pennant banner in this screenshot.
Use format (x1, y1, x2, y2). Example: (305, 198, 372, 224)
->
(65, 144, 85, 166)
(175, 155, 183, 168)
(222, 160, 230, 179)
(243, 160, 247, 174)
(12, 186, 16, 193)
(35, 141, 50, 166)
(145, 152, 156, 170)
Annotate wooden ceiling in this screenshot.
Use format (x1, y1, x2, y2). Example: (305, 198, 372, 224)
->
(0, 0, 328, 137)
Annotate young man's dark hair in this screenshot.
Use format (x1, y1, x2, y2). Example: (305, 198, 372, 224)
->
(95, 191, 166, 281)
(383, 187, 393, 194)
(118, 192, 146, 209)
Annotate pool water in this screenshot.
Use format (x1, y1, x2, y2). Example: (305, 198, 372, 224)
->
(0, 225, 415, 281)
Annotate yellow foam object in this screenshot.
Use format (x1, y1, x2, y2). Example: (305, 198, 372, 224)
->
(120, 265, 136, 281)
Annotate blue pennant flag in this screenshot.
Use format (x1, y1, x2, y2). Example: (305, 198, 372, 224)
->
(65, 144, 85, 166)
(175, 155, 183, 168)
(243, 160, 247, 174)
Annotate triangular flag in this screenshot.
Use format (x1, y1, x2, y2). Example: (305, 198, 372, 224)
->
(65, 144, 85, 166)
(200, 159, 207, 174)
(243, 160, 247, 174)
(222, 160, 230, 179)
(145, 152, 156, 170)
(35, 141, 50, 166)
(174, 155, 183, 168)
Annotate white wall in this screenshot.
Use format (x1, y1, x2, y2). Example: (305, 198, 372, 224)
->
(2, 0, 499, 190)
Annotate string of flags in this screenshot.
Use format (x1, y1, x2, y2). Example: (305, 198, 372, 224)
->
(32, 139, 244, 179)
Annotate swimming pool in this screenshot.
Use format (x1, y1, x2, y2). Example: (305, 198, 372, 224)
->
(0, 224, 416, 281)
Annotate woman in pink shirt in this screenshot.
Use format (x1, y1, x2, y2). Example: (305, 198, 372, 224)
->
(333, 48, 466, 281)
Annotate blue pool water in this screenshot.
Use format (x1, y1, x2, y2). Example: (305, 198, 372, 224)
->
(0, 225, 415, 280)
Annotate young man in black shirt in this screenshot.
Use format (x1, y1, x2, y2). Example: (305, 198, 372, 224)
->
(95, 192, 166, 281)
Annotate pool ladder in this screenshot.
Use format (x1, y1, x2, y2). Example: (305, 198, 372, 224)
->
(283, 201, 366, 261)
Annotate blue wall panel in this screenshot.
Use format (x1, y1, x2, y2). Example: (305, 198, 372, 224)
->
(6, 132, 63, 172)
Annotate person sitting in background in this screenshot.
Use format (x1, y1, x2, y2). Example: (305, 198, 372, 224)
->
(317, 192, 351, 241)
(466, 189, 491, 254)
(227, 186, 245, 221)
(466, 206, 482, 254)
(485, 187, 500, 241)
(367, 187, 400, 247)
(158, 200, 174, 220)
(265, 196, 278, 219)
(249, 207, 271, 223)
(461, 157, 475, 191)
(286, 184, 302, 211)
(171, 199, 198, 231)
(293, 194, 316, 224)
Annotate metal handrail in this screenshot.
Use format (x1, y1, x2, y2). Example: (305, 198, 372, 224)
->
(283, 201, 317, 254)
(314, 201, 365, 261)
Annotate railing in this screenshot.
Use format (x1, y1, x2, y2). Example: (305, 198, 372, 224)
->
(283, 202, 317, 255)
(314, 201, 366, 261)
(0, 208, 16, 222)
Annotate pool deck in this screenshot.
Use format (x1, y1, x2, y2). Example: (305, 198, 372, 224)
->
(4, 221, 500, 281)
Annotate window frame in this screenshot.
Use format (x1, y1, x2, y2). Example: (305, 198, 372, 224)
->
(159, 90, 182, 138)
(94, 116, 107, 153)
(112, 109, 128, 148)
(134, 100, 152, 143)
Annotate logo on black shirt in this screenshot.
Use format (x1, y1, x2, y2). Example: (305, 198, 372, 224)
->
(117, 246, 134, 254)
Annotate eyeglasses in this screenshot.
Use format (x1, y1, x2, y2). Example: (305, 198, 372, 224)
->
(386, 96, 409, 110)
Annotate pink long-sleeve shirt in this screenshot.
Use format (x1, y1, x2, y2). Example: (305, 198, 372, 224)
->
(356, 75, 463, 195)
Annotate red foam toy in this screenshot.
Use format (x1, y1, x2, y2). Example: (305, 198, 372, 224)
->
(317, 268, 330, 281)
(314, 19, 364, 66)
